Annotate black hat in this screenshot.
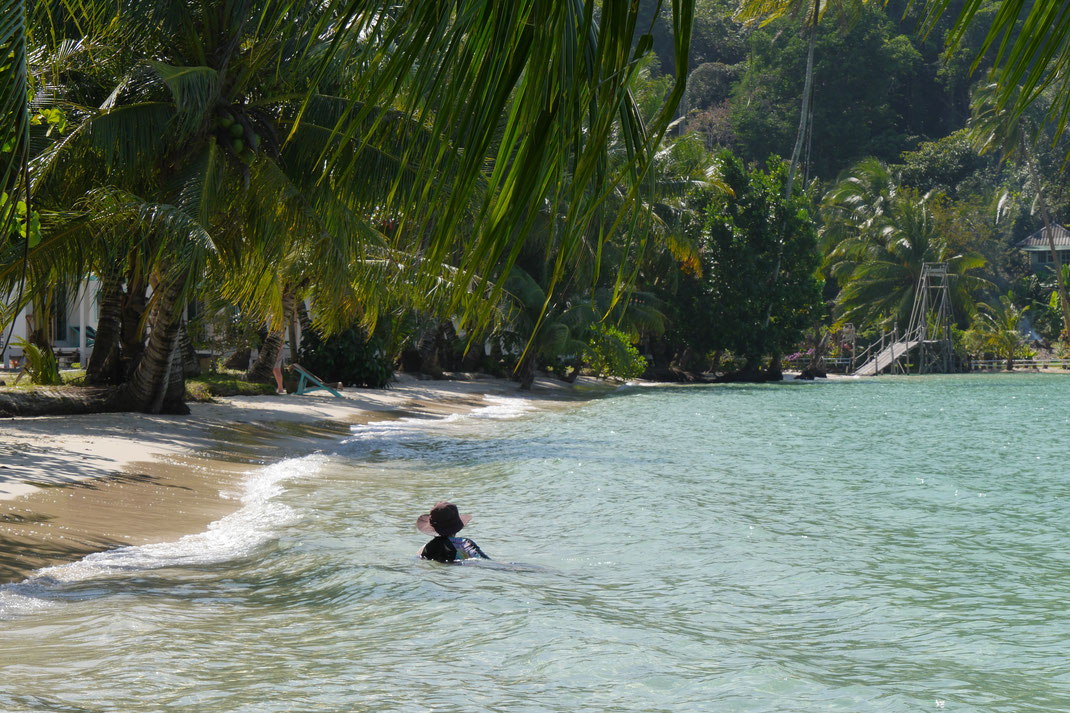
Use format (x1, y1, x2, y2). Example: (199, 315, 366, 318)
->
(416, 501, 472, 537)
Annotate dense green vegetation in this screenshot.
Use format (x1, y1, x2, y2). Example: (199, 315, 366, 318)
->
(654, 0, 1070, 371)
(4, 0, 1070, 413)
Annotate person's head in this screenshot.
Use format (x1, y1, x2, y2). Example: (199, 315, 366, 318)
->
(416, 501, 472, 537)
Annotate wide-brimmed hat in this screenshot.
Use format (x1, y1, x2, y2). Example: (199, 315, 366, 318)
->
(416, 501, 472, 537)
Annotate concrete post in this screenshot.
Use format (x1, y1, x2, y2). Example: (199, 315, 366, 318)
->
(78, 281, 88, 360)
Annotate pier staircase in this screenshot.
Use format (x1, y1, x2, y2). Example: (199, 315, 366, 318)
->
(853, 337, 921, 376)
(851, 263, 954, 376)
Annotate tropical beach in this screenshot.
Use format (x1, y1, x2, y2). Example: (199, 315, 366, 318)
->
(4, 0, 1070, 711)
(0, 374, 607, 582)
(3, 372, 1069, 712)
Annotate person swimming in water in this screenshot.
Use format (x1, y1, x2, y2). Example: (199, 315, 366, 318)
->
(417, 501, 489, 563)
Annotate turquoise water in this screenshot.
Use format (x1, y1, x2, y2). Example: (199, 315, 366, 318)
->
(2, 374, 1069, 712)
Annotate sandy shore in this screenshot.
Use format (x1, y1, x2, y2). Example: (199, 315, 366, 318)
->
(0, 373, 608, 583)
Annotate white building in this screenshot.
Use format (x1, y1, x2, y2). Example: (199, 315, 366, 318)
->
(2, 279, 299, 370)
(2, 277, 101, 367)
(1016, 224, 1070, 273)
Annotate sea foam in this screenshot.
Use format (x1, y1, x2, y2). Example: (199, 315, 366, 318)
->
(337, 394, 533, 460)
(0, 453, 328, 618)
(0, 394, 534, 618)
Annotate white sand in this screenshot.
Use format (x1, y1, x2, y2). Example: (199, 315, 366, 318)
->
(0, 373, 600, 501)
(0, 373, 608, 582)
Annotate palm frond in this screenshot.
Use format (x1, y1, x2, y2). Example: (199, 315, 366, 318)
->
(170, 139, 225, 228)
(303, 0, 692, 329)
(918, 0, 1070, 152)
(0, 0, 29, 242)
(88, 101, 173, 176)
(145, 61, 220, 139)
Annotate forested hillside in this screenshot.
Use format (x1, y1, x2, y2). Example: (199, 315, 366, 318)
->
(641, 0, 1070, 365)
(650, 0, 986, 178)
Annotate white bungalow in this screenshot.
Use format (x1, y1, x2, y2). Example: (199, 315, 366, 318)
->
(2, 280, 296, 371)
(1016, 224, 1070, 273)
(2, 278, 101, 368)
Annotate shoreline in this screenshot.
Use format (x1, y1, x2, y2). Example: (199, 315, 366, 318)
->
(0, 373, 611, 584)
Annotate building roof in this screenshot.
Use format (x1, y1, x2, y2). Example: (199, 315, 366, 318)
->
(1016, 224, 1070, 250)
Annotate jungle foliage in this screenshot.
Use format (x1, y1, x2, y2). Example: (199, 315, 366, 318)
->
(5, 0, 1070, 410)
(672, 153, 823, 373)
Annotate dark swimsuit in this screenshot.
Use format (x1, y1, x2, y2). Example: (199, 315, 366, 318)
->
(420, 536, 489, 562)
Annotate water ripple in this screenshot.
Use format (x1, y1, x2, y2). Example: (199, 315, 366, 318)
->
(3, 376, 1070, 712)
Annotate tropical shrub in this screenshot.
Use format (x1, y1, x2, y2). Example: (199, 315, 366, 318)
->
(962, 295, 1030, 370)
(296, 327, 393, 388)
(13, 338, 61, 385)
(822, 161, 989, 331)
(583, 325, 647, 380)
(674, 151, 824, 373)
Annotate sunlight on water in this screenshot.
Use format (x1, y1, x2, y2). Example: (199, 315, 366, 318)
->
(2, 375, 1069, 712)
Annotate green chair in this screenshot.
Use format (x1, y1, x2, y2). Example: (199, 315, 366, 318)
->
(288, 364, 343, 398)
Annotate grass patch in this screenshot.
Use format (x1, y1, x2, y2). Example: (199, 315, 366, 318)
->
(0, 368, 272, 401)
(186, 370, 274, 401)
(0, 369, 87, 391)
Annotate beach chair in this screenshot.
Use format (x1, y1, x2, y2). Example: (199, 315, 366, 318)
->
(288, 363, 344, 398)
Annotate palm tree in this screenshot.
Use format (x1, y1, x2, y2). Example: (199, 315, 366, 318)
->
(734, 0, 869, 332)
(970, 79, 1070, 340)
(965, 294, 1028, 371)
(829, 175, 988, 330)
(499, 268, 592, 389)
(311, 1, 695, 330)
(11, 1, 696, 412)
(820, 157, 901, 283)
(731, 0, 874, 192)
(916, 1, 1070, 152)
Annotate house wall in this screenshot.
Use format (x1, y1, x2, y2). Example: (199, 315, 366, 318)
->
(1, 277, 101, 365)
(1028, 249, 1070, 272)
(3, 284, 304, 369)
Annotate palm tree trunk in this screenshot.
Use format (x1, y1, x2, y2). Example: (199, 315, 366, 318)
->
(160, 331, 187, 410)
(28, 282, 54, 353)
(765, 3, 818, 329)
(288, 311, 299, 360)
(246, 286, 295, 382)
(224, 347, 250, 370)
(1024, 147, 1070, 339)
(516, 353, 536, 390)
(416, 322, 443, 377)
(85, 264, 124, 385)
(297, 298, 311, 332)
(120, 267, 149, 379)
(785, 5, 818, 202)
(179, 320, 201, 377)
(119, 276, 189, 414)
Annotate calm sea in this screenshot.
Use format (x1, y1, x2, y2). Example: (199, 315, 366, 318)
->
(2, 374, 1068, 712)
